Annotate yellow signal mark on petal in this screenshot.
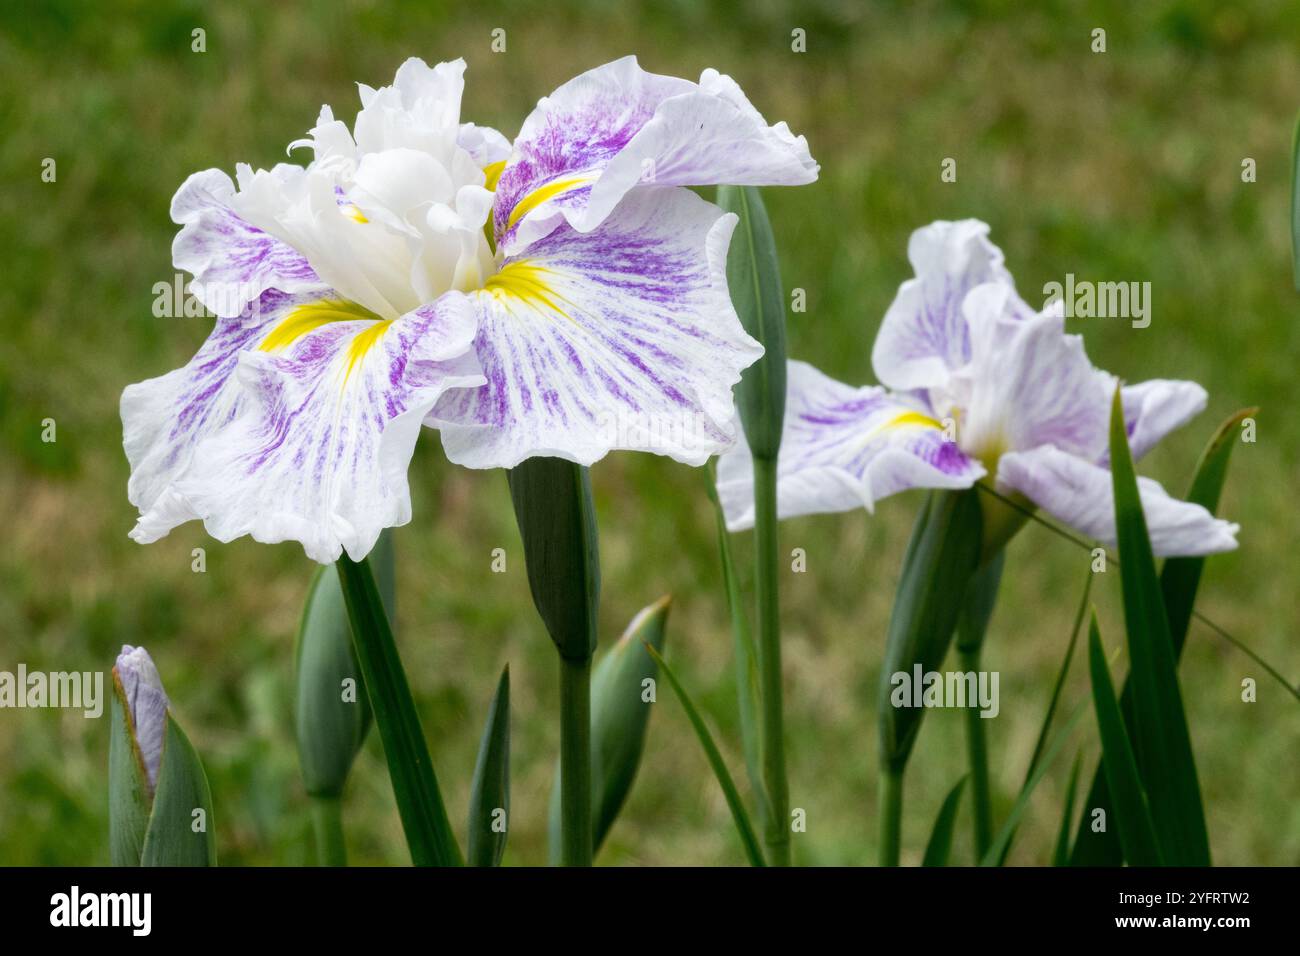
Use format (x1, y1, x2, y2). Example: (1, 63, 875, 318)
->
(483, 160, 506, 191)
(481, 260, 571, 319)
(341, 203, 369, 223)
(342, 319, 394, 384)
(854, 408, 944, 456)
(884, 410, 942, 431)
(505, 175, 590, 231)
(258, 299, 384, 353)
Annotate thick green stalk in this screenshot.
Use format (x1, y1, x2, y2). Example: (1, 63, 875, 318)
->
(878, 766, 903, 866)
(958, 645, 993, 858)
(336, 555, 462, 866)
(559, 655, 593, 866)
(753, 454, 790, 866)
(953, 548, 1004, 860)
(310, 794, 347, 867)
(507, 458, 600, 867)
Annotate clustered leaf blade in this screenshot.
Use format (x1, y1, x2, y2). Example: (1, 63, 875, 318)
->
(336, 554, 463, 866)
(1105, 388, 1210, 865)
(1072, 408, 1244, 866)
(467, 666, 511, 867)
(921, 776, 967, 867)
(1087, 614, 1162, 866)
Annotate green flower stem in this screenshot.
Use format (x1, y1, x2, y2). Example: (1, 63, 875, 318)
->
(309, 794, 347, 867)
(959, 644, 993, 858)
(336, 554, 462, 867)
(753, 454, 790, 867)
(878, 765, 903, 866)
(559, 653, 594, 867)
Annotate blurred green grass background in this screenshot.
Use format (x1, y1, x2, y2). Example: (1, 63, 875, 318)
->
(1, 0, 1297, 865)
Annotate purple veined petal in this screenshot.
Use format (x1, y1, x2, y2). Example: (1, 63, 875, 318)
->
(871, 219, 1035, 392)
(429, 186, 763, 470)
(997, 445, 1239, 557)
(171, 169, 327, 318)
(113, 645, 170, 792)
(492, 56, 818, 257)
(124, 290, 330, 544)
(955, 292, 1114, 465)
(166, 292, 482, 564)
(1118, 378, 1208, 461)
(716, 360, 985, 531)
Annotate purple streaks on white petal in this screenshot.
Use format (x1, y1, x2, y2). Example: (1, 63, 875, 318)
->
(171, 170, 324, 318)
(717, 360, 983, 531)
(433, 187, 761, 468)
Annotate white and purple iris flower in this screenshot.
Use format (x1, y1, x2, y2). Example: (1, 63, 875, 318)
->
(123, 57, 817, 563)
(718, 220, 1239, 557)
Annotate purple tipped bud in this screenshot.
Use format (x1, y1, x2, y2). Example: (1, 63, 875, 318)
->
(114, 645, 170, 790)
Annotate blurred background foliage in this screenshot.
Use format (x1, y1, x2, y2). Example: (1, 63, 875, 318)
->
(0, 0, 1296, 865)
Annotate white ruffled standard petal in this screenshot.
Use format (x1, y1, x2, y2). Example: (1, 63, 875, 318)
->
(170, 170, 327, 318)
(871, 220, 1033, 392)
(232, 57, 495, 322)
(1120, 379, 1207, 461)
(997, 445, 1239, 557)
(167, 293, 483, 563)
(717, 360, 985, 531)
(954, 292, 1114, 465)
(354, 57, 468, 159)
(430, 186, 762, 469)
(123, 290, 323, 544)
(492, 55, 818, 256)
(457, 122, 512, 167)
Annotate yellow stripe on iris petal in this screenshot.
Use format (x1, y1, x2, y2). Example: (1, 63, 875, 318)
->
(854, 408, 944, 453)
(342, 319, 394, 383)
(884, 410, 942, 431)
(483, 160, 506, 191)
(258, 299, 384, 353)
(481, 260, 571, 319)
(504, 175, 590, 231)
(258, 298, 392, 385)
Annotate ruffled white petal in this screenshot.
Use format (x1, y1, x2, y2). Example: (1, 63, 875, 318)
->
(493, 55, 818, 256)
(354, 57, 468, 160)
(170, 170, 326, 318)
(871, 219, 1033, 392)
(717, 360, 984, 531)
(1120, 379, 1207, 461)
(952, 293, 1114, 464)
(162, 294, 482, 563)
(430, 187, 762, 469)
(228, 58, 493, 321)
(457, 122, 512, 167)
(997, 445, 1239, 556)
